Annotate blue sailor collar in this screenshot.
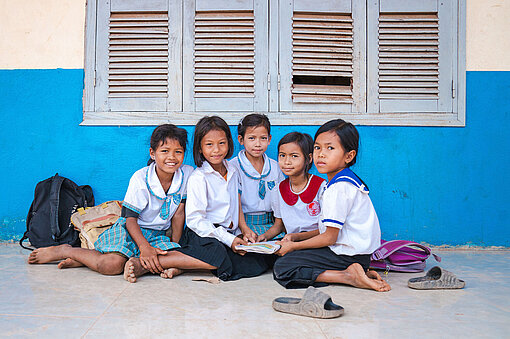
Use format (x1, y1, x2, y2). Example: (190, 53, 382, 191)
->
(145, 162, 184, 200)
(237, 150, 271, 180)
(327, 168, 369, 193)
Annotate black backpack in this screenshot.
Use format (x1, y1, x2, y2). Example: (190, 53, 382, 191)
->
(20, 173, 94, 250)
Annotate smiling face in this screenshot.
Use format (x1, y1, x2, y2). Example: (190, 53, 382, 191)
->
(238, 125, 271, 159)
(200, 129, 229, 171)
(313, 131, 356, 181)
(278, 142, 311, 178)
(150, 138, 185, 178)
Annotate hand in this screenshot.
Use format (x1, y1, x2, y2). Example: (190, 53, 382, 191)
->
(242, 228, 257, 243)
(256, 234, 267, 242)
(231, 236, 248, 256)
(275, 240, 295, 256)
(282, 233, 296, 242)
(139, 245, 167, 274)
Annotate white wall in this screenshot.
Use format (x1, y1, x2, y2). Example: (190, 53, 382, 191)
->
(0, 0, 509, 70)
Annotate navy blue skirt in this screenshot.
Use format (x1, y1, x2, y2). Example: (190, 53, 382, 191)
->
(273, 247, 371, 289)
(176, 228, 274, 281)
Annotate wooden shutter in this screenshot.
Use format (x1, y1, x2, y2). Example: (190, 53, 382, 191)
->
(368, 0, 455, 113)
(279, 0, 365, 113)
(183, 0, 268, 112)
(95, 0, 181, 113)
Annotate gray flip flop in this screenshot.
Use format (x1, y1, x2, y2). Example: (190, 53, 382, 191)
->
(408, 266, 465, 289)
(272, 286, 344, 318)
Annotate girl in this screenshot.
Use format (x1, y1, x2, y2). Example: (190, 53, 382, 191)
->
(29, 124, 214, 283)
(257, 132, 326, 242)
(229, 114, 284, 239)
(273, 120, 391, 292)
(178, 116, 272, 281)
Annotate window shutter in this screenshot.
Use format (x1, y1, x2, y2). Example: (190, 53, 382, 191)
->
(95, 0, 182, 113)
(183, 0, 268, 112)
(368, 0, 455, 114)
(279, 0, 366, 113)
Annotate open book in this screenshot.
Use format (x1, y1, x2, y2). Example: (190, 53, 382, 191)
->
(235, 241, 281, 254)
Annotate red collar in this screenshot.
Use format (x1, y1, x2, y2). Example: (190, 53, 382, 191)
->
(279, 175, 325, 206)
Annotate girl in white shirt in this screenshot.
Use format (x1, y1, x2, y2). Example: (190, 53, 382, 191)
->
(29, 125, 214, 283)
(257, 132, 326, 242)
(273, 120, 391, 292)
(229, 114, 284, 239)
(179, 116, 272, 281)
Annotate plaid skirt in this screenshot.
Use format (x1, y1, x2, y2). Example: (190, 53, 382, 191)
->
(94, 217, 180, 258)
(245, 212, 284, 240)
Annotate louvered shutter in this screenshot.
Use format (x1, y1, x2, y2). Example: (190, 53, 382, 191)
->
(367, 0, 455, 113)
(95, 0, 182, 113)
(279, 0, 365, 113)
(183, 0, 268, 112)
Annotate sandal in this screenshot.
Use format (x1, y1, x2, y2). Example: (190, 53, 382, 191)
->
(408, 266, 465, 289)
(272, 286, 344, 318)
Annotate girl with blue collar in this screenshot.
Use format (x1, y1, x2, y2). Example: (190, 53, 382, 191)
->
(29, 125, 211, 283)
(229, 114, 284, 239)
(273, 119, 391, 292)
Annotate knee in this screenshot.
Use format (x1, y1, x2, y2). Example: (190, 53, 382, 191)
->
(97, 256, 125, 275)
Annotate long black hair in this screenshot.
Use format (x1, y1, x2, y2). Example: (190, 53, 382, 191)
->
(314, 119, 359, 167)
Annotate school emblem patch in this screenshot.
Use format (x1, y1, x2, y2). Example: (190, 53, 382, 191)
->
(267, 181, 276, 190)
(307, 200, 320, 216)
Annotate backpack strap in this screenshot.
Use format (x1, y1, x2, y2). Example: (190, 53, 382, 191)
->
(20, 198, 36, 250)
(49, 174, 65, 239)
(371, 240, 441, 262)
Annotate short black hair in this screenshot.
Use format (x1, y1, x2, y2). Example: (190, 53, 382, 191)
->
(237, 114, 271, 138)
(193, 116, 234, 167)
(278, 132, 314, 173)
(314, 119, 359, 167)
(147, 124, 188, 165)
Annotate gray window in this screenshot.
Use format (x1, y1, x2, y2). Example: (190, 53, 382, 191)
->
(83, 0, 465, 126)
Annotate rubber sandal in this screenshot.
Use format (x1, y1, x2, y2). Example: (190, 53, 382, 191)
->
(272, 286, 344, 318)
(408, 266, 465, 289)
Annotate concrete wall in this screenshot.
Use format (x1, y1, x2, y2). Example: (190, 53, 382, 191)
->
(1, 0, 509, 245)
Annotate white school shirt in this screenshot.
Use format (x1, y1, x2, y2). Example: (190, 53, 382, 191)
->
(272, 174, 326, 234)
(229, 151, 284, 214)
(122, 163, 194, 231)
(185, 160, 241, 247)
(318, 168, 381, 256)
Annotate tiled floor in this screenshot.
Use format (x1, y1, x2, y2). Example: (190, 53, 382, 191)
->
(1, 243, 509, 338)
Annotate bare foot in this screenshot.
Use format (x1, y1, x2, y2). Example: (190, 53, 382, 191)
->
(57, 258, 84, 269)
(366, 269, 384, 281)
(123, 258, 148, 283)
(28, 244, 71, 264)
(160, 268, 183, 279)
(344, 264, 391, 292)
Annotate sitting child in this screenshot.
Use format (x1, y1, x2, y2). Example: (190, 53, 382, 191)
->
(272, 119, 391, 292)
(257, 132, 325, 242)
(229, 114, 284, 239)
(29, 124, 214, 283)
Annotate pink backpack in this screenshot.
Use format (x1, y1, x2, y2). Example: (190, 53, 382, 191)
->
(370, 240, 441, 273)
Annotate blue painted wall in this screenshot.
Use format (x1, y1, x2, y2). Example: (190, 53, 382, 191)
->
(1, 69, 508, 245)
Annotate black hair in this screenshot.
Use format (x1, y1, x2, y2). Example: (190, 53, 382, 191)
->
(314, 119, 359, 168)
(147, 124, 188, 165)
(237, 114, 271, 138)
(277, 132, 314, 174)
(193, 116, 234, 167)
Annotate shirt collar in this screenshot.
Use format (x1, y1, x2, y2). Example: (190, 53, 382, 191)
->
(201, 160, 236, 181)
(146, 162, 184, 200)
(327, 168, 369, 193)
(238, 150, 270, 179)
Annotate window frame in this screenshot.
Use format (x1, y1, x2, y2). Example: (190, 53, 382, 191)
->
(82, 0, 465, 127)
